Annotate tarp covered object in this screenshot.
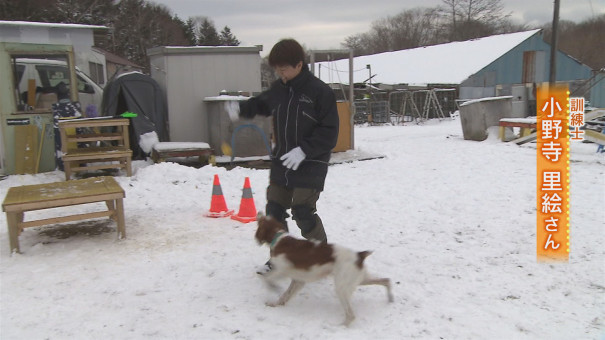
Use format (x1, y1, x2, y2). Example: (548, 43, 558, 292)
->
(101, 72, 169, 158)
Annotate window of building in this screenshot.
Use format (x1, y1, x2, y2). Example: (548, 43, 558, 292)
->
(89, 62, 105, 85)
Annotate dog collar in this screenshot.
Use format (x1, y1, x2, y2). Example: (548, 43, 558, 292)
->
(270, 231, 287, 249)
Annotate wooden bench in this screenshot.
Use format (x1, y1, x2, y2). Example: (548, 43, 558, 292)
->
(151, 142, 214, 165)
(2, 176, 126, 254)
(499, 118, 537, 142)
(59, 118, 132, 180)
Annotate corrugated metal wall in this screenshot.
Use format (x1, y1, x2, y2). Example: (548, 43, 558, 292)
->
(589, 72, 605, 108)
(460, 31, 594, 103)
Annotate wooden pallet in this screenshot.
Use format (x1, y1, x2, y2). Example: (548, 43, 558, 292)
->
(59, 118, 132, 180)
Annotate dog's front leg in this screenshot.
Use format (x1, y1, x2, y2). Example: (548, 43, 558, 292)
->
(336, 289, 356, 326)
(266, 280, 305, 307)
(258, 269, 281, 291)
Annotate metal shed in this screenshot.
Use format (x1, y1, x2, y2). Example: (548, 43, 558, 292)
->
(460, 30, 594, 103)
(147, 46, 263, 144)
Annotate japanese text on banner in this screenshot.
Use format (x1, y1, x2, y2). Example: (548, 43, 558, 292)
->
(536, 84, 569, 262)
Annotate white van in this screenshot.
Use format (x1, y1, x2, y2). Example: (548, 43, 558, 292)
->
(15, 58, 104, 114)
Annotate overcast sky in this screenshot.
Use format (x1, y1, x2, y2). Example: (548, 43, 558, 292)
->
(150, 0, 604, 54)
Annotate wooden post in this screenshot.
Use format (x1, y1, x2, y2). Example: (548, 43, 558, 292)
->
(7, 212, 20, 254)
(549, 0, 560, 85)
(27, 79, 36, 107)
(116, 198, 126, 239)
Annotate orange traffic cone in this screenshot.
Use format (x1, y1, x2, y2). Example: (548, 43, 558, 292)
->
(205, 174, 234, 218)
(231, 177, 257, 223)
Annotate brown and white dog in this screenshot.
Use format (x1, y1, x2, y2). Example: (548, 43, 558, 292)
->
(254, 215, 394, 326)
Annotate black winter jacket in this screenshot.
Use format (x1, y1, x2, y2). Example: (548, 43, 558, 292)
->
(240, 65, 339, 190)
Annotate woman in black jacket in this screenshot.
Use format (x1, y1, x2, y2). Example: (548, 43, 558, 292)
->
(240, 39, 339, 243)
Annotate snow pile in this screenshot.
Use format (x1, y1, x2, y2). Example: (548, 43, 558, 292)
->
(138, 131, 160, 154)
(1, 119, 603, 339)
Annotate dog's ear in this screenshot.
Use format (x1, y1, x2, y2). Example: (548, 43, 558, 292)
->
(255, 216, 269, 245)
(254, 222, 263, 244)
(356, 251, 373, 269)
(256, 211, 265, 221)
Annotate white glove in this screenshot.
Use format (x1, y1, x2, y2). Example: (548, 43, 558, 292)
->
(225, 101, 240, 122)
(280, 147, 306, 170)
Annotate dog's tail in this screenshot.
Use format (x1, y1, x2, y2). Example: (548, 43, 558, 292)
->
(356, 250, 373, 269)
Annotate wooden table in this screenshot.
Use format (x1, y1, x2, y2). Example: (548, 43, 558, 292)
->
(2, 176, 125, 254)
(59, 118, 132, 180)
(499, 118, 537, 142)
(151, 142, 214, 165)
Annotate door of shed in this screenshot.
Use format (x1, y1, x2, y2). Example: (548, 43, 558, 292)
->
(334, 101, 353, 152)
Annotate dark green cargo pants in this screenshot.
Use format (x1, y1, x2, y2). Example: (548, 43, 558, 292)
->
(265, 183, 327, 243)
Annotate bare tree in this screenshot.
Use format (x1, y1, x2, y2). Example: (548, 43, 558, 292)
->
(260, 58, 278, 89)
(440, 0, 511, 40)
(542, 15, 605, 70)
(386, 7, 444, 50)
(342, 7, 444, 56)
(52, 0, 115, 25)
(342, 34, 368, 56)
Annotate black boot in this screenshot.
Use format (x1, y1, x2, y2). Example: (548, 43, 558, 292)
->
(302, 216, 327, 243)
(292, 205, 327, 243)
(266, 201, 289, 231)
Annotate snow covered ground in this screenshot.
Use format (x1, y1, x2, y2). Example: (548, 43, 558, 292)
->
(1, 118, 603, 339)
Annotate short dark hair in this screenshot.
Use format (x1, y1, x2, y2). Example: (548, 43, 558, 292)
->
(268, 39, 305, 67)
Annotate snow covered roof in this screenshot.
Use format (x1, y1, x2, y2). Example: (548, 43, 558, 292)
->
(314, 29, 541, 86)
(147, 45, 263, 56)
(0, 20, 108, 30)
